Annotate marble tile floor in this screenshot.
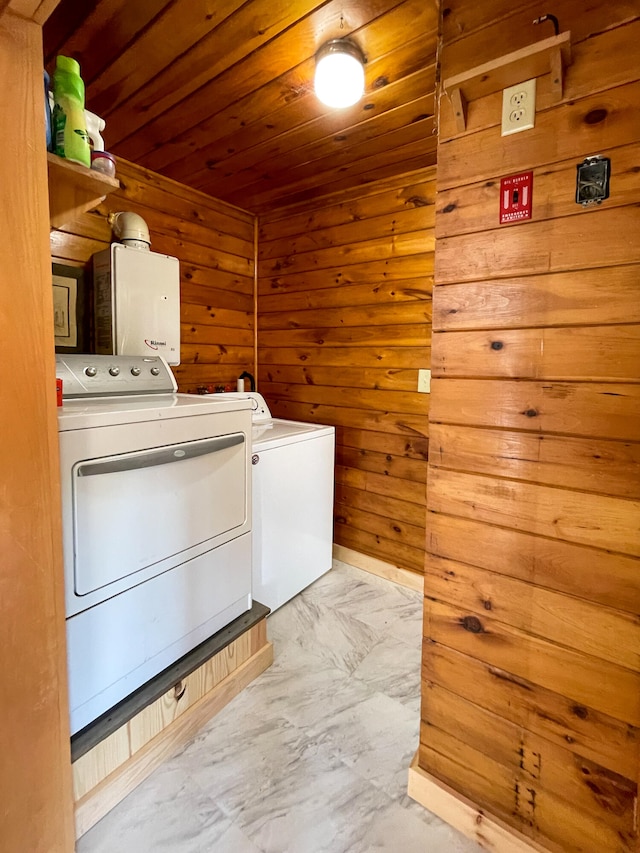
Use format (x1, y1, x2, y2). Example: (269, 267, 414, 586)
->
(78, 560, 483, 853)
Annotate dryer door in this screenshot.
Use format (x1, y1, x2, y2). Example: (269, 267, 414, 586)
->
(60, 410, 249, 616)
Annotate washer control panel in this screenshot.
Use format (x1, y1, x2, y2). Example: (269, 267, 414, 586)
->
(56, 354, 177, 398)
(222, 392, 272, 422)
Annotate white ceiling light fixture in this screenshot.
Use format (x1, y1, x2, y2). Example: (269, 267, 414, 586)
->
(314, 38, 365, 109)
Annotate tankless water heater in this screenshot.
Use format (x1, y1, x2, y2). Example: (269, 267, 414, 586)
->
(93, 243, 180, 365)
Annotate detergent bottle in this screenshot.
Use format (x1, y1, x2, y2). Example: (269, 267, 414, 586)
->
(52, 56, 90, 167)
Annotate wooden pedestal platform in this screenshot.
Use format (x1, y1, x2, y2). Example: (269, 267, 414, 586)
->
(72, 612, 273, 839)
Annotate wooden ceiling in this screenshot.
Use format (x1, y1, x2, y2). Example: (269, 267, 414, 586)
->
(43, 0, 439, 214)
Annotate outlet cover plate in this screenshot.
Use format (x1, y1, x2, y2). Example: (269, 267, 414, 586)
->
(501, 78, 536, 136)
(418, 369, 431, 393)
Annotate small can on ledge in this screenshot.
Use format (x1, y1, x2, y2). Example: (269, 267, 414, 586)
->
(91, 150, 116, 178)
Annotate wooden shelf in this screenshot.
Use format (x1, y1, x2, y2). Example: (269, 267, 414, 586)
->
(443, 31, 572, 132)
(47, 152, 119, 229)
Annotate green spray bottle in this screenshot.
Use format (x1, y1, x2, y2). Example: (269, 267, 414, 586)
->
(52, 56, 90, 167)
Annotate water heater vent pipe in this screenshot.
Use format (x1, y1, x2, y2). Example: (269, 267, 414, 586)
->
(108, 211, 151, 250)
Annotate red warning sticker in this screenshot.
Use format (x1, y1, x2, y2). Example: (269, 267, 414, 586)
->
(499, 171, 533, 224)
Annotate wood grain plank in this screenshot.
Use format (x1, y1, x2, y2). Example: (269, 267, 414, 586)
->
(428, 8, 640, 848)
(259, 380, 429, 417)
(429, 423, 640, 499)
(339, 426, 429, 460)
(335, 483, 427, 527)
(260, 205, 433, 261)
(259, 322, 429, 348)
(426, 512, 640, 615)
(261, 363, 424, 392)
(146, 31, 434, 177)
(260, 256, 434, 294)
(422, 640, 639, 780)
(334, 500, 425, 549)
(425, 597, 640, 725)
(337, 463, 427, 505)
(419, 727, 636, 852)
(337, 444, 427, 483)
(96, 197, 255, 262)
(435, 144, 640, 238)
(114, 160, 255, 230)
(1, 11, 75, 851)
(431, 266, 640, 331)
(74, 641, 273, 839)
(258, 346, 429, 373)
(227, 134, 438, 213)
(424, 555, 640, 670)
(429, 378, 640, 441)
(262, 231, 433, 277)
(259, 301, 431, 331)
(180, 303, 253, 331)
(89, 0, 292, 119)
(440, 21, 640, 141)
(198, 100, 434, 201)
(408, 759, 547, 853)
(259, 274, 432, 311)
(181, 282, 254, 314)
(432, 325, 640, 382)
(436, 207, 640, 283)
(441, 0, 638, 78)
(335, 524, 426, 573)
(422, 681, 637, 834)
(427, 468, 640, 556)
(44, 0, 170, 82)
(181, 324, 254, 347)
(114, 0, 435, 155)
(259, 345, 429, 369)
(437, 80, 640, 191)
(260, 166, 436, 224)
(335, 545, 424, 591)
(259, 176, 435, 243)
(267, 399, 428, 438)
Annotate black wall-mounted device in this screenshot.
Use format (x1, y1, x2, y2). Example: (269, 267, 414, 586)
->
(576, 155, 611, 206)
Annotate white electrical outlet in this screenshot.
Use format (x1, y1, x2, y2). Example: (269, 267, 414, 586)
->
(418, 369, 431, 393)
(501, 78, 536, 136)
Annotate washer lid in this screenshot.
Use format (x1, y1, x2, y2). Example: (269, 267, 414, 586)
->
(252, 419, 334, 450)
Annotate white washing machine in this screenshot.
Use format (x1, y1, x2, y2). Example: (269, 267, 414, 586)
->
(224, 392, 335, 613)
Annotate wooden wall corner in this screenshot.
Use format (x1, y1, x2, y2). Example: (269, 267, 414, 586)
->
(332, 544, 424, 592)
(407, 753, 550, 853)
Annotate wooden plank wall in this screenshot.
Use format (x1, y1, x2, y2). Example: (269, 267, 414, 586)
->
(1, 10, 75, 851)
(419, 1, 640, 851)
(50, 158, 256, 391)
(257, 169, 435, 574)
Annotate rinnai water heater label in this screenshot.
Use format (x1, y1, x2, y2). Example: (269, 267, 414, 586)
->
(499, 171, 533, 224)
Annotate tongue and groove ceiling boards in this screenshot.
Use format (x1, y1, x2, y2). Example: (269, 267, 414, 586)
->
(43, 0, 438, 213)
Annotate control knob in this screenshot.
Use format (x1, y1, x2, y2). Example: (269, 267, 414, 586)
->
(150, 366, 161, 376)
(131, 366, 141, 376)
(109, 366, 120, 376)
(84, 366, 97, 377)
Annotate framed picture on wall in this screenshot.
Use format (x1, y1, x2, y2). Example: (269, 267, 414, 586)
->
(53, 263, 88, 353)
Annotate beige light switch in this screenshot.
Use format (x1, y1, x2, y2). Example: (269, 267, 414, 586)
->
(418, 369, 431, 393)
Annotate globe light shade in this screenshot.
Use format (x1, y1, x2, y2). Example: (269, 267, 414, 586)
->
(314, 39, 365, 109)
